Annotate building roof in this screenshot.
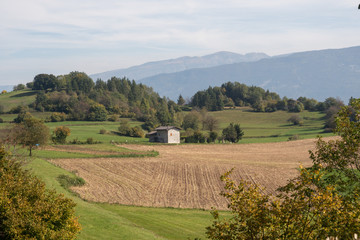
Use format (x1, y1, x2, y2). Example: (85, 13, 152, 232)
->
(147, 131, 157, 136)
(155, 126, 181, 131)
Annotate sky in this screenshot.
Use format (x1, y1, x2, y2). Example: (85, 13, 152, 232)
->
(0, 0, 359, 86)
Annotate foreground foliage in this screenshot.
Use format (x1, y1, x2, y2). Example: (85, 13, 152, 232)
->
(207, 98, 360, 239)
(0, 147, 81, 239)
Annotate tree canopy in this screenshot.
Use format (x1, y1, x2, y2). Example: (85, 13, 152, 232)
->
(12, 117, 49, 156)
(0, 147, 81, 239)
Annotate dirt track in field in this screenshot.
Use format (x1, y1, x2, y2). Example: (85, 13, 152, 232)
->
(49, 138, 328, 210)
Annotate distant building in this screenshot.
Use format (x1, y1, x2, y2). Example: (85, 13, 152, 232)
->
(148, 126, 181, 144)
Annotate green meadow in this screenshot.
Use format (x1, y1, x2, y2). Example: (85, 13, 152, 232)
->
(210, 108, 333, 143)
(0, 89, 37, 112)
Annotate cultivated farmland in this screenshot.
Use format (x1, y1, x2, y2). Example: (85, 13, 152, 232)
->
(49, 138, 328, 210)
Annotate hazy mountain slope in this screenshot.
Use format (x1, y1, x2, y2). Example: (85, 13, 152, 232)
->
(90, 52, 269, 81)
(0, 85, 14, 92)
(139, 46, 360, 101)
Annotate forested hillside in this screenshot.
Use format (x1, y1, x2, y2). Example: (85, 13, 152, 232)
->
(190, 81, 343, 113)
(26, 72, 181, 129)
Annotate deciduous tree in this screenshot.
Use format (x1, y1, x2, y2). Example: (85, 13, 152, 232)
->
(222, 123, 244, 143)
(0, 146, 81, 239)
(12, 118, 50, 156)
(52, 126, 71, 144)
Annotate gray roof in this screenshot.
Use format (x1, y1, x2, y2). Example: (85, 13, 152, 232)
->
(155, 126, 181, 131)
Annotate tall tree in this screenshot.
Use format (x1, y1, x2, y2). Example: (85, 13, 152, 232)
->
(222, 123, 244, 143)
(12, 118, 50, 156)
(177, 94, 185, 106)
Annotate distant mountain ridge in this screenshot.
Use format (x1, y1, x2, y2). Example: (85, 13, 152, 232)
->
(138, 46, 360, 101)
(0, 85, 14, 92)
(90, 51, 269, 81)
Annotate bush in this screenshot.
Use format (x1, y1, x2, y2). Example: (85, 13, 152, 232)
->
(0, 118, 3, 123)
(118, 120, 144, 138)
(99, 129, 107, 134)
(57, 174, 85, 190)
(288, 134, 300, 141)
(208, 131, 218, 143)
(9, 105, 28, 114)
(86, 138, 94, 144)
(13, 84, 25, 91)
(108, 114, 119, 122)
(50, 112, 67, 122)
(185, 130, 205, 143)
(52, 126, 71, 144)
(287, 115, 303, 126)
(222, 123, 244, 143)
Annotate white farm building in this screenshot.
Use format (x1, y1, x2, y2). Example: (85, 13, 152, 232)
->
(148, 126, 181, 144)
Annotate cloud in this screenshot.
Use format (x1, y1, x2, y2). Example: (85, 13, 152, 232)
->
(0, 0, 360, 85)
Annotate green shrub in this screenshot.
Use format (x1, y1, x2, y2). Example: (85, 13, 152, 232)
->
(57, 174, 85, 190)
(288, 134, 300, 141)
(52, 126, 71, 144)
(50, 112, 67, 122)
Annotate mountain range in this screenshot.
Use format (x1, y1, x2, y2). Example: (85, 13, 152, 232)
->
(90, 51, 269, 81)
(91, 46, 360, 102)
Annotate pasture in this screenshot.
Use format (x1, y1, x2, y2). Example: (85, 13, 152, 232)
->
(210, 108, 331, 143)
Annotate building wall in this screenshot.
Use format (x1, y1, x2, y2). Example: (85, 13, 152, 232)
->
(167, 129, 180, 143)
(157, 130, 168, 143)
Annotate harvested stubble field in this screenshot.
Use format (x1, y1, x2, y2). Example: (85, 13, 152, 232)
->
(49, 138, 328, 210)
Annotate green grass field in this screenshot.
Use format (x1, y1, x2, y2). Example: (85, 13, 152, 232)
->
(1, 109, 332, 144)
(210, 108, 333, 143)
(0, 89, 37, 112)
(26, 157, 215, 240)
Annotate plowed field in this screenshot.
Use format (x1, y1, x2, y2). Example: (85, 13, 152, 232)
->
(49, 138, 327, 210)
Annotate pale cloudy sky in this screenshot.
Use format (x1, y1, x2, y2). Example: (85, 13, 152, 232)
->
(0, 0, 359, 85)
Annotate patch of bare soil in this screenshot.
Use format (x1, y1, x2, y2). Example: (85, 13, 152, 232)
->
(49, 138, 329, 210)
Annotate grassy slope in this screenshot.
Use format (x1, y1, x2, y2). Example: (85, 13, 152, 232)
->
(27, 157, 213, 239)
(0, 89, 37, 112)
(210, 108, 333, 143)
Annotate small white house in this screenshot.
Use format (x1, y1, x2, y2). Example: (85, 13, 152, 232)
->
(148, 126, 181, 144)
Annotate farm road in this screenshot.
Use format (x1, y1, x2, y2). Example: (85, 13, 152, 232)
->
(50, 138, 326, 210)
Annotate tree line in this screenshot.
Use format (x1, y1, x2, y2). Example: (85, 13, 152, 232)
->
(189, 81, 344, 114)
